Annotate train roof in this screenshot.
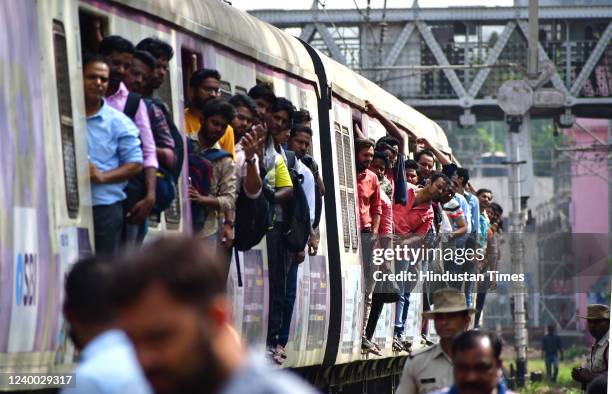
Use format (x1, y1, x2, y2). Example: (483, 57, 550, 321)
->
(120, 0, 318, 81)
(119, 0, 451, 153)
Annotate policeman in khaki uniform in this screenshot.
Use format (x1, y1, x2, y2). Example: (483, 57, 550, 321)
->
(396, 289, 474, 394)
(572, 304, 610, 389)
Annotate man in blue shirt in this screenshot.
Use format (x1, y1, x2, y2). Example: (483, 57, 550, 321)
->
(83, 54, 143, 256)
(456, 168, 480, 239)
(61, 256, 151, 394)
(455, 168, 480, 308)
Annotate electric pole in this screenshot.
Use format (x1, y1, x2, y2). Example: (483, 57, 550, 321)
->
(495, 0, 540, 385)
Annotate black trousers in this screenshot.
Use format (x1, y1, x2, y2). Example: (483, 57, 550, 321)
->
(93, 202, 124, 256)
(266, 221, 289, 347)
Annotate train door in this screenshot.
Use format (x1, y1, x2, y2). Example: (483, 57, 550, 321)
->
(359, 114, 399, 354)
(75, 1, 186, 238)
(327, 98, 364, 364)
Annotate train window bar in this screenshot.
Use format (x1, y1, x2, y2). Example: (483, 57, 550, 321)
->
(53, 20, 79, 219)
(181, 47, 202, 105)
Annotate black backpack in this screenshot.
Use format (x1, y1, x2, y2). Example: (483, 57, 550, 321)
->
(234, 179, 275, 251)
(123, 93, 180, 215)
(187, 140, 232, 233)
(282, 151, 312, 253)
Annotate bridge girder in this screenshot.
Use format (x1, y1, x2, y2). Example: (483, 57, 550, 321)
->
(250, 5, 612, 122)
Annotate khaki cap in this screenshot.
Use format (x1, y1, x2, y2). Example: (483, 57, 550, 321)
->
(577, 304, 610, 320)
(423, 288, 476, 318)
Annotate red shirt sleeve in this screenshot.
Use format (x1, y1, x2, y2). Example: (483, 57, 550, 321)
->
(370, 173, 382, 217)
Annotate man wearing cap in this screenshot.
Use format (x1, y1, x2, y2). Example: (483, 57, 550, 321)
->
(572, 304, 610, 388)
(396, 289, 474, 394)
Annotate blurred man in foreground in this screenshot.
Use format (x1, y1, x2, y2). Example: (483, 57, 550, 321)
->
(62, 257, 151, 394)
(430, 330, 512, 394)
(114, 236, 317, 394)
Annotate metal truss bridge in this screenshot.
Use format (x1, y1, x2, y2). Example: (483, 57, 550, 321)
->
(250, 3, 612, 124)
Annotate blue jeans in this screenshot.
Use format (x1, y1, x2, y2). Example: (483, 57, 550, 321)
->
(394, 259, 416, 337)
(278, 261, 299, 347)
(266, 222, 288, 347)
(122, 219, 148, 249)
(545, 354, 559, 383)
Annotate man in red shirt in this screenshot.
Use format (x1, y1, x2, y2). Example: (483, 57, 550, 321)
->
(394, 173, 449, 238)
(393, 172, 450, 346)
(355, 138, 382, 354)
(356, 139, 381, 234)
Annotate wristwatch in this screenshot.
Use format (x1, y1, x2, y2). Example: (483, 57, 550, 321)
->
(245, 157, 256, 165)
(224, 220, 234, 228)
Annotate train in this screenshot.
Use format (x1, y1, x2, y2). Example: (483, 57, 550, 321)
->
(0, 0, 454, 390)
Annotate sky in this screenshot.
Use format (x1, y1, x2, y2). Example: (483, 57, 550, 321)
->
(231, 0, 514, 11)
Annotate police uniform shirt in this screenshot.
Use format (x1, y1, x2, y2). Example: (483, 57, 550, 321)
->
(584, 330, 609, 376)
(396, 343, 453, 394)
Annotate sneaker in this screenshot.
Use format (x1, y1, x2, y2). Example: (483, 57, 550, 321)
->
(275, 345, 287, 359)
(402, 340, 412, 352)
(392, 336, 404, 352)
(421, 334, 435, 346)
(361, 337, 382, 356)
(272, 352, 285, 365)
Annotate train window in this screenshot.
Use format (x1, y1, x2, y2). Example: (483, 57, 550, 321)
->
(53, 20, 79, 219)
(334, 122, 350, 252)
(181, 47, 202, 105)
(219, 81, 232, 101)
(342, 126, 358, 252)
(78, 9, 108, 55)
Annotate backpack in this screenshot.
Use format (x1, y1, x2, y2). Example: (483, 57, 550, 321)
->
(148, 97, 185, 182)
(234, 178, 275, 251)
(282, 150, 312, 253)
(187, 140, 232, 233)
(123, 93, 178, 215)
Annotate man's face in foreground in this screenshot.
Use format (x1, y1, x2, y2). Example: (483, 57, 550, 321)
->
(453, 337, 501, 394)
(118, 283, 220, 394)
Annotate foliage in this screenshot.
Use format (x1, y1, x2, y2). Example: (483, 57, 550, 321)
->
(446, 119, 562, 177)
(504, 357, 583, 394)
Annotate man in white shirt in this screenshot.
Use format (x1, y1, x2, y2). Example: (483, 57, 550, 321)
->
(273, 126, 319, 363)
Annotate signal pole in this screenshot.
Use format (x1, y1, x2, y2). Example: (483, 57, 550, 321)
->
(496, 0, 539, 384)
